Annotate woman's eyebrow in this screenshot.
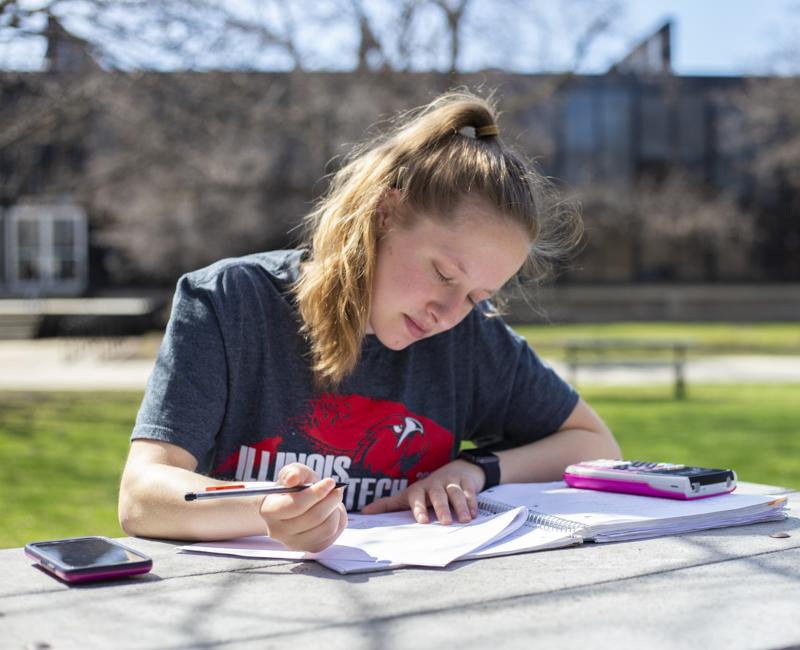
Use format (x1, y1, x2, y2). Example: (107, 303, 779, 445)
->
(445, 253, 497, 295)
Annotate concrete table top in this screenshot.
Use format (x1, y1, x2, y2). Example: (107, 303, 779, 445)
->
(2, 483, 798, 650)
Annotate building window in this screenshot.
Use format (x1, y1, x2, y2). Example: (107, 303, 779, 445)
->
(5, 203, 88, 296)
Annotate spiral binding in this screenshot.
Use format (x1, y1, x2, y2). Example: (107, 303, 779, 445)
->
(478, 496, 582, 532)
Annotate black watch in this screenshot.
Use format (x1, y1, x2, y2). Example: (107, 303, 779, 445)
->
(457, 448, 501, 490)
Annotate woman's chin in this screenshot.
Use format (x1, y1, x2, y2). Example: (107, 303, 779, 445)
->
(371, 329, 413, 351)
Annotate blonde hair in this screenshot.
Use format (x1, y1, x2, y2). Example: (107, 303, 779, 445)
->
(294, 90, 580, 389)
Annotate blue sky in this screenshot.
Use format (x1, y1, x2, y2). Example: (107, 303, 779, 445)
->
(593, 0, 798, 75)
(1, 0, 797, 75)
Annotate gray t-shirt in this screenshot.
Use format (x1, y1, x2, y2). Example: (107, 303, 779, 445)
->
(132, 250, 578, 510)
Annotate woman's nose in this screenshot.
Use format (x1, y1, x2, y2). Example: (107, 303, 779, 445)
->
(428, 290, 469, 330)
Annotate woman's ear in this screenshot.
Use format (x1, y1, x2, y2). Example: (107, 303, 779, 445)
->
(376, 188, 402, 232)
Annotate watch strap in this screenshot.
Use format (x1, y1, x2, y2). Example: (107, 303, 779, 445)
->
(457, 448, 501, 490)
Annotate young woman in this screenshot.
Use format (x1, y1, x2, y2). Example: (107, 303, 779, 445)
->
(118, 91, 621, 553)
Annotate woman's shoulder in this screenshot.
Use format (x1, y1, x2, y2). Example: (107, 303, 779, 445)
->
(446, 302, 532, 361)
(461, 301, 521, 339)
(181, 250, 305, 292)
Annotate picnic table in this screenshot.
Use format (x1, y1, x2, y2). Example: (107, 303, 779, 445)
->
(564, 338, 692, 398)
(2, 482, 798, 650)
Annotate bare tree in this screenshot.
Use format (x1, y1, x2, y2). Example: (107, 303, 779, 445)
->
(3, 0, 623, 72)
(1, 0, 315, 70)
(578, 173, 754, 282)
(727, 7, 800, 280)
(1, 0, 623, 283)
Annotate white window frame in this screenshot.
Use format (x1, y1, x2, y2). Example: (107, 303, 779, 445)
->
(5, 203, 88, 296)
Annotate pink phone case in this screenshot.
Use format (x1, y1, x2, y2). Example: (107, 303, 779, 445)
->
(24, 540, 152, 583)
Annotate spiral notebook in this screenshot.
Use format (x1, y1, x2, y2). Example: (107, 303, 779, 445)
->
(317, 497, 583, 574)
(478, 481, 789, 544)
(180, 481, 789, 574)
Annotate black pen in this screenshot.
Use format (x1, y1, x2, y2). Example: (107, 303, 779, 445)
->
(184, 482, 348, 501)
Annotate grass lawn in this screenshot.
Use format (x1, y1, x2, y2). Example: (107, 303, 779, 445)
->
(581, 384, 800, 491)
(1, 392, 143, 549)
(2, 385, 798, 549)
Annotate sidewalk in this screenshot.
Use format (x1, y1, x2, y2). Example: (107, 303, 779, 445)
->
(0, 338, 156, 391)
(549, 356, 800, 386)
(1, 337, 799, 391)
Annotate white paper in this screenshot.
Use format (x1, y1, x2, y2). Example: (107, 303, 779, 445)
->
(180, 505, 528, 570)
(482, 482, 789, 542)
(178, 481, 790, 573)
(464, 522, 582, 559)
(325, 506, 528, 567)
(317, 508, 582, 573)
(180, 535, 311, 560)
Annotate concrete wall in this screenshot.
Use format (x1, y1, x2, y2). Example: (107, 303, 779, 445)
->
(506, 284, 800, 323)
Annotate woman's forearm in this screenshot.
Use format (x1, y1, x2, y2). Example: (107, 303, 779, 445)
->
(118, 462, 268, 542)
(497, 426, 622, 484)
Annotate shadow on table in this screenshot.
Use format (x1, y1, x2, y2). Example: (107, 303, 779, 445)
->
(160, 516, 800, 650)
(272, 510, 800, 583)
(668, 516, 800, 583)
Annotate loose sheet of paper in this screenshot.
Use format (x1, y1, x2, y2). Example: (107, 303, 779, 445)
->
(180, 505, 528, 570)
(464, 521, 582, 559)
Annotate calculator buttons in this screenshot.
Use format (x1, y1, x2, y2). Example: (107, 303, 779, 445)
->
(580, 460, 686, 472)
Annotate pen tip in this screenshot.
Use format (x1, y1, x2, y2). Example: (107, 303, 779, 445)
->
(185, 494, 196, 501)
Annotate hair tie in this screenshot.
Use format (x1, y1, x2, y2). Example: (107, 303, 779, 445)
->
(458, 124, 499, 140)
(476, 124, 499, 138)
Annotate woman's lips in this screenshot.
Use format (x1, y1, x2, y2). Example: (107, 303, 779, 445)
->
(404, 314, 429, 339)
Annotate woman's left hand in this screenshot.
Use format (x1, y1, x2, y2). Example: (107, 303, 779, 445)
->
(360, 459, 486, 524)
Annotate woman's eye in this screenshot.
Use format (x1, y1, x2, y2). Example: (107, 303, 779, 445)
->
(434, 266, 452, 284)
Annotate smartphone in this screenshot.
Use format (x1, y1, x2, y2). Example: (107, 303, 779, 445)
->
(25, 536, 153, 583)
(563, 459, 737, 500)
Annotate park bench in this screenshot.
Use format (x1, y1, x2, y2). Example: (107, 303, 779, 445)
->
(563, 338, 693, 399)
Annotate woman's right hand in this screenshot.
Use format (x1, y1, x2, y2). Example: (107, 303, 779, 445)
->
(258, 463, 347, 553)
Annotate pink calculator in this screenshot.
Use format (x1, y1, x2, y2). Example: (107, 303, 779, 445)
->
(563, 459, 737, 500)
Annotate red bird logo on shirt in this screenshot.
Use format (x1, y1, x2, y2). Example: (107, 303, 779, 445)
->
(211, 394, 454, 488)
(353, 414, 427, 477)
(297, 394, 453, 482)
